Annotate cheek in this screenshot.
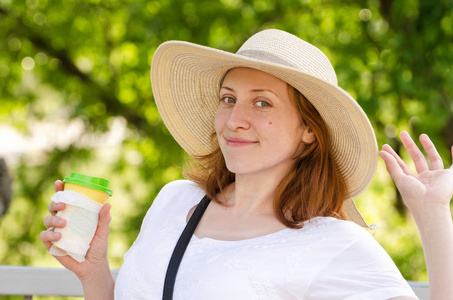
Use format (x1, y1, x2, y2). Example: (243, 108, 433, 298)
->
(214, 110, 226, 134)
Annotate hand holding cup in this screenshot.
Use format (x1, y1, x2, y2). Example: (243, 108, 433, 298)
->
(40, 176, 112, 281)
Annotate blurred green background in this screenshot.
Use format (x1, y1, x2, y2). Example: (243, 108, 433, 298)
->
(0, 0, 452, 298)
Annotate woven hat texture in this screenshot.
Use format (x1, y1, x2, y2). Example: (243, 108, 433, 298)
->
(151, 29, 378, 227)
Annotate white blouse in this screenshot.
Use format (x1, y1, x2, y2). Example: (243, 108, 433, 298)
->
(114, 180, 417, 299)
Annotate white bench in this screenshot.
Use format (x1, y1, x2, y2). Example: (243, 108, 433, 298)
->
(0, 265, 118, 298)
(0, 265, 430, 299)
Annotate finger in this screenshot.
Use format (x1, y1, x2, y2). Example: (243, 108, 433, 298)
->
(379, 150, 407, 185)
(43, 215, 66, 229)
(381, 144, 413, 176)
(400, 131, 430, 173)
(55, 180, 64, 192)
(419, 134, 444, 170)
(48, 201, 65, 215)
(39, 230, 62, 251)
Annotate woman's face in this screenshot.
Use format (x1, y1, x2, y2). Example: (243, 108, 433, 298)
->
(215, 68, 314, 177)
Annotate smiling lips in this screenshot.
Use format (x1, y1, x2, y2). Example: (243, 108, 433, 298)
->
(225, 137, 259, 146)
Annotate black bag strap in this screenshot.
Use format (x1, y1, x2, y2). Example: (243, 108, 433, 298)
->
(162, 195, 211, 300)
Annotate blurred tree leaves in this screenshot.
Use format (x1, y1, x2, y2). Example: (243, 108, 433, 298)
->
(0, 0, 452, 294)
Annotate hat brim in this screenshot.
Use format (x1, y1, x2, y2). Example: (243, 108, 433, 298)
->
(151, 41, 377, 228)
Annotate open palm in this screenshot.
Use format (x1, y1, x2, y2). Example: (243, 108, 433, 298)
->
(379, 131, 453, 216)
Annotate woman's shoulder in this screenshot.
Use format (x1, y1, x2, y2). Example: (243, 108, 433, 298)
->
(304, 217, 370, 235)
(135, 180, 205, 236)
(302, 217, 394, 262)
(159, 179, 203, 196)
(300, 217, 376, 245)
(302, 218, 416, 298)
(297, 217, 397, 269)
(151, 180, 205, 211)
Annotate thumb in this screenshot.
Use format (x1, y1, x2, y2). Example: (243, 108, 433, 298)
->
(96, 203, 112, 240)
(84, 203, 112, 264)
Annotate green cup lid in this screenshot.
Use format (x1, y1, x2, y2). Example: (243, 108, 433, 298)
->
(63, 172, 112, 196)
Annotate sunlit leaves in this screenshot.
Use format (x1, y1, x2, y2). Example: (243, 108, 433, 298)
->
(0, 0, 452, 287)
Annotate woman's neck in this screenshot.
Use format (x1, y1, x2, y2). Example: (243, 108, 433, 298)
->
(220, 171, 285, 216)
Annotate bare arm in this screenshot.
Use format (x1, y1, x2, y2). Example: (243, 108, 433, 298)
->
(380, 131, 453, 300)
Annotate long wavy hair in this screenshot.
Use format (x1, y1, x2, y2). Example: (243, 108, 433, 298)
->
(184, 83, 348, 228)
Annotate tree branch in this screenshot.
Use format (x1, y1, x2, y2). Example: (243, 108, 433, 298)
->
(9, 9, 152, 133)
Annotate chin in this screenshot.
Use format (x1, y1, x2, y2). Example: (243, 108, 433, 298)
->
(225, 161, 263, 175)
(225, 161, 249, 173)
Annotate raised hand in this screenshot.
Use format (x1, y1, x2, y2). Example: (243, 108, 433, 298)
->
(379, 131, 453, 219)
(379, 131, 453, 299)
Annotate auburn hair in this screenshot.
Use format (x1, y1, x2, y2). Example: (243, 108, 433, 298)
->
(184, 84, 348, 228)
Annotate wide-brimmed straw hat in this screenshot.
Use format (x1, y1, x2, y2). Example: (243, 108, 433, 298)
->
(150, 29, 378, 227)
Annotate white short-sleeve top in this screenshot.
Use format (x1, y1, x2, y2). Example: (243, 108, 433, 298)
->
(114, 180, 417, 299)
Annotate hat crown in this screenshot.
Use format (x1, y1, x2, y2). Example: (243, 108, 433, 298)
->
(237, 29, 338, 85)
(151, 29, 378, 226)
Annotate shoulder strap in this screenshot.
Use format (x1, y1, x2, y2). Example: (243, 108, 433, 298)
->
(162, 195, 211, 300)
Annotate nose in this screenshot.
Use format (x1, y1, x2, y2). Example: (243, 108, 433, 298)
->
(225, 101, 250, 131)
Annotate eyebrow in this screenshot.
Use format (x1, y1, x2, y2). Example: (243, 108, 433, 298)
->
(220, 86, 280, 98)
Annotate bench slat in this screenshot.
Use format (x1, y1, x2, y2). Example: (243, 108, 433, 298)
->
(0, 265, 118, 296)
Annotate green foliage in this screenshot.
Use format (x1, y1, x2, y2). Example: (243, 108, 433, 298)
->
(0, 0, 452, 298)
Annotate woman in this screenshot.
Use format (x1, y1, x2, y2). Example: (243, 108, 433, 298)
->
(41, 29, 453, 299)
